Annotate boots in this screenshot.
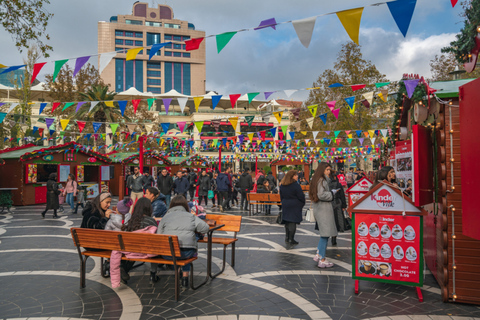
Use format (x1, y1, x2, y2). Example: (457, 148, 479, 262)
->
(53, 210, 58, 219)
(150, 271, 159, 284)
(181, 275, 189, 288)
(331, 236, 337, 245)
(287, 223, 299, 245)
(41, 210, 46, 218)
(285, 226, 290, 243)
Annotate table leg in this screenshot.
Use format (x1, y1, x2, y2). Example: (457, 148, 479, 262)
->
(416, 286, 423, 302)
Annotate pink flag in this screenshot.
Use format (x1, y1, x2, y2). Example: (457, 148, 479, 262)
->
(178, 121, 186, 133)
(326, 101, 336, 111)
(332, 108, 341, 119)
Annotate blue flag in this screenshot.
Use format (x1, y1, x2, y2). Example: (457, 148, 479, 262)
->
(319, 113, 327, 125)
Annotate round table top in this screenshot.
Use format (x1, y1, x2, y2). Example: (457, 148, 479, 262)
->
(0, 188, 18, 191)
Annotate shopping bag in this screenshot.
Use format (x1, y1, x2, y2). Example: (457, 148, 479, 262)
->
(305, 208, 316, 222)
(207, 190, 214, 199)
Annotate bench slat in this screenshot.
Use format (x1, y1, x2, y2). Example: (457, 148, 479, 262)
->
(204, 214, 241, 233)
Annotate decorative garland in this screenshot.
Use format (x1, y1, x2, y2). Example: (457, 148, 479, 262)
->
(121, 151, 171, 166)
(19, 141, 112, 163)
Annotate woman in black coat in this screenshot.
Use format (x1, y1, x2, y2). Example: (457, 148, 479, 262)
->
(41, 173, 60, 219)
(328, 172, 347, 245)
(81, 192, 113, 229)
(197, 170, 211, 206)
(279, 170, 306, 245)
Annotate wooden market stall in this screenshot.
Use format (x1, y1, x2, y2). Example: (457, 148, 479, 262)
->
(270, 153, 311, 181)
(179, 154, 215, 172)
(0, 142, 112, 206)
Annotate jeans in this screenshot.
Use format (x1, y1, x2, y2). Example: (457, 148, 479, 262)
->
(218, 191, 229, 208)
(317, 236, 329, 259)
(66, 193, 74, 210)
(152, 248, 197, 272)
(164, 194, 171, 208)
(240, 191, 249, 210)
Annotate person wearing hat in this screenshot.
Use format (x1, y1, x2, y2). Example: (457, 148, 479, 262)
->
(105, 197, 133, 231)
(81, 192, 113, 229)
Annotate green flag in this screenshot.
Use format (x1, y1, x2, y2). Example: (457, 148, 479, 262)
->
(53, 59, 69, 82)
(195, 121, 204, 133)
(216, 32, 237, 53)
(245, 115, 255, 126)
(147, 98, 155, 111)
(62, 102, 75, 111)
(334, 130, 341, 138)
(375, 82, 390, 88)
(347, 138, 353, 145)
(281, 125, 288, 136)
(247, 92, 260, 104)
(110, 123, 119, 135)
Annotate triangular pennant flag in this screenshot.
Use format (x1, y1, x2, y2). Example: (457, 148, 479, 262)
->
(319, 113, 327, 124)
(52, 59, 69, 82)
(245, 115, 255, 126)
(126, 47, 143, 61)
(324, 138, 331, 145)
(326, 100, 336, 111)
(145, 124, 153, 134)
(247, 92, 260, 104)
(75, 101, 86, 113)
(89, 101, 99, 114)
(281, 126, 288, 137)
(93, 122, 102, 133)
(361, 99, 370, 108)
(336, 7, 364, 45)
(110, 123, 118, 135)
(363, 91, 374, 105)
(260, 131, 266, 140)
(334, 131, 341, 138)
(371, 137, 376, 145)
(161, 123, 170, 134)
(345, 96, 355, 109)
(308, 105, 318, 117)
(62, 102, 75, 112)
(329, 83, 344, 88)
(149, 42, 169, 60)
(216, 31, 237, 53)
(229, 117, 238, 130)
(76, 121, 86, 133)
(195, 121, 204, 133)
(284, 90, 297, 98)
(31, 62, 47, 84)
(451, 0, 458, 7)
(185, 37, 204, 51)
(359, 138, 365, 145)
(377, 92, 386, 102)
(364, 132, 369, 138)
(332, 108, 341, 119)
(45, 118, 55, 129)
(211, 119, 221, 131)
(255, 18, 277, 30)
(51, 102, 61, 112)
(312, 131, 319, 139)
(147, 98, 155, 111)
(306, 117, 314, 129)
(270, 127, 277, 138)
(127, 124, 136, 134)
(247, 132, 255, 142)
(387, 0, 417, 37)
(177, 121, 186, 133)
(118, 100, 128, 116)
(212, 95, 222, 110)
(289, 132, 295, 140)
(193, 96, 203, 112)
(177, 97, 188, 113)
(60, 119, 69, 131)
(49, 129, 55, 136)
(404, 79, 420, 98)
(381, 89, 388, 101)
(349, 105, 355, 115)
(99, 52, 116, 75)
(73, 56, 90, 77)
(131, 99, 141, 114)
(0, 112, 7, 124)
(264, 91, 275, 100)
(0, 65, 25, 75)
(292, 16, 317, 48)
(368, 130, 375, 138)
(376, 82, 390, 88)
(163, 98, 172, 114)
(351, 84, 366, 91)
(39, 103, 48, 115)
(356, 130, 362, 138)
(104, 101, 115, 107)
(347, 138, 353, 145)
(273, 111, 283, 124)
(238, 135, 244, 144)
(381, 129, 388, 137)
(229, 94, 241, 109)
(262, 114, 270, 124)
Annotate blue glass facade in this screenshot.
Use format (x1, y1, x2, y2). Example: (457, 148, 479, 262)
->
(115, 59, 143, 92)
(164, 62, 190, 95)
(146, 32, 161, 46)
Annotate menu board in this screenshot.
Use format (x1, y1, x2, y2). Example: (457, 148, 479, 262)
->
(101, 166, 110, 181)
(59, 165, 70, 182)
(26, 164, 37, 183)
(353, 213, 422, 286)
(395, 140, 413, 192)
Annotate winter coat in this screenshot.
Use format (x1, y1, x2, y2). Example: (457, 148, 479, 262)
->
(105, 213, 131, 231)
(64, 180, 77, 195)
(46, 179, 60, 210)
(110, 225, 157, 288)
(157, 174, 174, 195)
(187, 172, 197, 188)
(173, 176, 190, 195)
(216, 173, 230, 192)
(312, 178, 337, 237)
(127, 174, 145, 193)
(257, 174, 265, 186)
(143, 175, 155, 189)
(280, 182, 305, 223)
(266, 173, 277, 188)
(197, 175, 211, 196)
(277, 171, 285, 183)
(238, 172, 253, 192)
(329, 179, 346, 233)
(151, 194, 168, 218)
(80, 202, 109, 229)
(157, 205, 210, 249)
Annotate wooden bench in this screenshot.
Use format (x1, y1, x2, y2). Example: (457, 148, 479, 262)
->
(70, 227, 213, 301)
(301, 185, 310, 192)
(246, 193, 270, 215)
(269, 194, 282, 206)
(198, 214, 242, 278)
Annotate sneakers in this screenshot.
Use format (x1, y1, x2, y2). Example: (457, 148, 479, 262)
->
(313, 254, 321, 262)
(317, 259, 334, 268)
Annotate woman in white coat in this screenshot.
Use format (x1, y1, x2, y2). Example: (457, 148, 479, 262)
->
(309, 162, 339, 268)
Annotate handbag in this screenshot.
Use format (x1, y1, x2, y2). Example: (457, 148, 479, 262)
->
(305, 208, 316, 222)
(207, 190, 214, 199)
(276, 210, 283, 224)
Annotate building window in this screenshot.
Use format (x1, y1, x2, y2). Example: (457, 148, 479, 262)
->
(147, 62, 161, 69)
(165, 43, 172, 49)
(125, 40, 134, 46)
(147, 79, 161, 85)
(165, 62, 190, 95)
(135, 40, 143, 46)
(135, 32, 143, 38)
(164, 51, 172, 57)
(125, 31, 134, 37)
(164, 23, 180, 29)
(145, 21, 161, 27)
(126, 19, 142, 25)
(183, 52, 191, 58)
(173, 35, 181, 41)
(182, 36, 190, 41)
(146, 32, 161, 46)
(115, 58, 143, 92)
(147, 87, 162, 93)
(115, 47, 126, 52)
(115, 39, 124, 45)
(164, 34, 173, 41)
(173, 43, 182, 50)
(147, 70, 162, 77)
(188, 23, 195, 30)
(173, 52, 181, 57)
(115, 30, 124, 36)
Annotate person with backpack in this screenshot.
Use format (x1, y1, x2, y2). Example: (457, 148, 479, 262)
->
(63, 173, 78, 213)
(266, 171, 277, 190)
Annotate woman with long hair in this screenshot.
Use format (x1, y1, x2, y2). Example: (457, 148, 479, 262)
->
(371, 166, 394, 189)
(80, 192, 113, 229)
(63, 173, 78, 213)
(280, 170, 306, 245)
(309, 162, 338, 268)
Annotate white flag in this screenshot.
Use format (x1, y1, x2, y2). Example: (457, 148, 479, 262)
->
(177, 97, 188, 113)
(99, 52, 117, 75)
(88, 101, 99, 114)
(292, 16, 317, 48)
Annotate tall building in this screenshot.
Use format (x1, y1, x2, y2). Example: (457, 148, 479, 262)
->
(98, 2, 206, 95)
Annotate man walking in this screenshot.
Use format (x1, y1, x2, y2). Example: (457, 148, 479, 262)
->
(187, 169, 197, 201)
(173, 171, 190, 198)
(216, 169, 231, 212)
(346, 168, 355, 188)
(157, 168, 174, 207)
(239, 168, 253, 211)
(127, 167, 145, 213)
(143, 170, 155, 192)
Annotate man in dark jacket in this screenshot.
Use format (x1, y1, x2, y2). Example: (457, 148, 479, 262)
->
(173, 171, 190, 198)
(238, 169, 253, 210)
(126, 167, 145, 213)
(187, 169, 197, 201)
(215, 170, 230, 212)
(157, 168, 174, 207)
(143, 171, 155, 192)
(266, 171, 277, 189)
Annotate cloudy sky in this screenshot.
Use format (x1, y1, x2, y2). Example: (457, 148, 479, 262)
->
(0, 0, 464, 101)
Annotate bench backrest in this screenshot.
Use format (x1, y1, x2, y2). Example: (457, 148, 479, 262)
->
(269, 194, 281, 202)
(301, 185, 309, 191)
(205, 214, 242, 233)
(70, 228, 182, 257)
(247, 193, 270, 201)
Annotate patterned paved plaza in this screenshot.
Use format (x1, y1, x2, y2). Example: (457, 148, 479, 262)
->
(1, 199, 480, 320)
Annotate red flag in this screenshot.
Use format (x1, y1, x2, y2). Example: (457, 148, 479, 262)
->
(229, 94, 241, 109)
(351, 84, 366, 91)
(31, 62, 47, 84)
(38, 128, 44, 136)
(51, 102, 61, 112)
(260, 131, 266, 140)
(185, 38, 204, 51)
(76, 121, 86, 133)
(132, 99, 141, 114)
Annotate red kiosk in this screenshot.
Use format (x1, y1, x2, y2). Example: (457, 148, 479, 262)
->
(346, 177, 373, 206)
(348, 181, 427, 301)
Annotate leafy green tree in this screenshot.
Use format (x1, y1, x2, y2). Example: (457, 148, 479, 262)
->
(429, 52, 480, 81)
(0, 0, 53, 56)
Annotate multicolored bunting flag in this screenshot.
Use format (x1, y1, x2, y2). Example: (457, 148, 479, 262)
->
(99, 52, 116, 75)
(363, 91, 374, 105)
(292, 16, 317, 48)
(332, 108, 341, 119)
(73, 56, 90, 77)
(212, 95, 222, 110)
(194, 121, 204, 133)
(329, 83, 343, 88)
(281, 125, 288, 137)
(39, 103, 48, 115)
(247, 92, 260, 104)
(149, 43, 169, 59)
(211, 119, 221, 131)
(75, 101, 86, 113)
(177, 121, 186, 133)
(284, 90, 297, 98)
(92, 122, 102, 133)
(104, 101, 114, 107)
(229, 94, 241, 108)
(255, 17, 277, 30)
(89, 101, 99, 114)
(52, 59, 68, 82)
(326, 100, 336, 111)
(375, 82, 390, 88)
(356, 130, 362, 137)
(336, 7, 364, 45)
(185, 37, 204, 51)
(45, 118, 55, 129)
(229, 117, 238, 130)
(31, 62, 47, 84)
(334, 131, 341, 138)
(312, 131, 319, 139)
(351, 84, 366, 91)
(118, 100, 127, 116)
(273, 111, 283, 124)
(0, 64, 26, 75)
(126, 48, 143, 61)
(270, 127, 277, 137)
(245, 115, 255, 126)
(404, 79, 420, 98)
(110, 123, 118, 135)
(319, 113, 327, 125)
(306, 117, 314, 129)
(345, 96, 355, 109)
(62, 102, 75, 111)
(308, 104, 318, 117)
(177, 97, 188, 113)
(193, 96, 203, 112)
(247, 132, 255, 142)
(51, 102, 61, 112)
(131, 99, 141, 114)
(387, 0, 417, 37)
(264, 91, 275, 100)
(216, 32, 237, 53)
(0, 112, 7, 124)
(349, 105, 355, 115)
(59, 119, 69, 131)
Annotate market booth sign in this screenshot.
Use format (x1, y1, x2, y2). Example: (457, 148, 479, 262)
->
(42, 155, 53, 161)
(346, 177, 373, 206)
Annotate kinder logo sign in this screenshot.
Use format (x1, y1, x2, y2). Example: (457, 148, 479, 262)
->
(359, 180, 370, 190)
(371, 189, 396, 208)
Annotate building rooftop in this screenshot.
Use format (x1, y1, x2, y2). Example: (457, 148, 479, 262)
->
(431, 78, 477, 98)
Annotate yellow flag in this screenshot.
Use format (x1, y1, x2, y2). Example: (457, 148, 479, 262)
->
(382, 137, 388, 143)
(0, 64, 7, 68)
(378, 92, 386, 102)
(273, 111, 283, 124)
(193, 97, 203, 112)
(349, 105, 355, 115)
(308, 104, 318, 117)
(105, 101, 114, 107)
(247, 133, 254, 142)
(60, 119, 69, 131)
(348, 134, 353, 139)
(126, 47, 143, 61)
(336, 7, 364, 45)
(368, 130, 375, 138)
(301, 131, 308, 135)
(229, 117, 238, 130)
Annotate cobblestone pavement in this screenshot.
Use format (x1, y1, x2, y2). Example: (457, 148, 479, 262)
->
(1, 199, 480, 320)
